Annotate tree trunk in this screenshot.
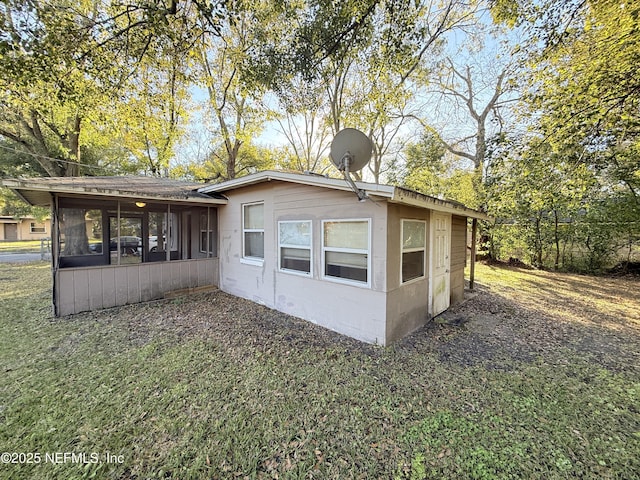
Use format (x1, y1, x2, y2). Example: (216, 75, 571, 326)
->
(534, 216, 543, 267)
(62, 209, 90, 256)
(554, 209, 560, 270)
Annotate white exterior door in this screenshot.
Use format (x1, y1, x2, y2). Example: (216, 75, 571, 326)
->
(429, 213, 451, 317)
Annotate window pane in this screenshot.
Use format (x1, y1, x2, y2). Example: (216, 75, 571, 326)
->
(279, 221, 311, 246)
(402, 250, 424, 282)
(109, 216, 142, 264)
(325, 251, 367, 282)
(281, 247, 311, 273)
(324, 221, 368, 249)
(403, 220, 426, 250)
(200, 231, 214, 253)
(60, 208, 102, 256)
(30, 223, 46, 233)
(148, 212, 166, 253)
(244, 203, 264, 229)
(244, 231, 264, 258)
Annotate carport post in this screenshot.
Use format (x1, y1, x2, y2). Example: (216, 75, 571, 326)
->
(470, 217, 477, 290)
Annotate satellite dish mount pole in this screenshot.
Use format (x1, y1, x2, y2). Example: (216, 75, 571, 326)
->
(339, 151, 367, 202)
(330, 128, 372, 202)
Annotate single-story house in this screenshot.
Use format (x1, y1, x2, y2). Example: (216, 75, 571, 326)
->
(2, 171, 488, 345)
(0, 216, 51, 241)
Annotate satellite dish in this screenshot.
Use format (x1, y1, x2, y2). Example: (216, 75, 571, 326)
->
(330, 128, 373, 172)
(330, 128, 372, 201)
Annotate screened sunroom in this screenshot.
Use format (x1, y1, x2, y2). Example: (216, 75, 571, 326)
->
(3, 176, 226, 316)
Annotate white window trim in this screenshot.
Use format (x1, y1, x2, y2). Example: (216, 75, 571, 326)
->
(321, 218, 371, 288)
(241, 201, 264, 265)
(199, 212, 214, 254)
(400, 219, 427, 285)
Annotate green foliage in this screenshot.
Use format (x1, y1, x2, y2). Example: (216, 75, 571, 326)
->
(399, 410, 528, 479)
(172, 142, 276, 182)
(0, 187, 47, 219)
(0, 0, 195, 177)
(485, 133, 640, 272)
(391, 130, 481, 208)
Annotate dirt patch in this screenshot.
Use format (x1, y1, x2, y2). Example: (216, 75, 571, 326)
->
(411, 270, 640, 373)
(59, 265, 640, 374)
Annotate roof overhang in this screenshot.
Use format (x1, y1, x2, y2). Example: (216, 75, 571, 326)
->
(1, 177, 228, 207)
(199, 170, 490, 220)
(391, 187, 491, 221)
(198, 170, 396, 198)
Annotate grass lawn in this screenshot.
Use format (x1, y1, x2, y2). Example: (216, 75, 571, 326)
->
(0, 262, 638, 479)
(0, 240, 47, 254)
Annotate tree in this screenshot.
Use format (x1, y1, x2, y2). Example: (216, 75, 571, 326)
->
(491, 0, 640, 196)
(409, 14, 519, 179)
(482, 0, 640, 270)
(195, 3, 280, 181)
(264, 0, 479, 182)
(0, 0, 197, 178)
(172, 142, 275, 181)
(391, 129, 480, 207)
(115, 43, 192, 176)
(484, 130, 640, 272)
(273, 78, 334, 174)
(434, 58, 513, 175)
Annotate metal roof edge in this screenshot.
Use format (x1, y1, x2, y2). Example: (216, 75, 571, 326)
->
(198, 170, 396, 197)
(391, 187, 492, 220)
(1, 178, 227, 205)
(198, 171, 489, 219)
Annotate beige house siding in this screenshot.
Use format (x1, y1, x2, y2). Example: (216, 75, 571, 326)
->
(218, 183, 471, 345)
(450, 215, 467, 305)
(217, 181, 389, 344)
(385, 204, 431, 344)
(56, 258, 218, 316)
(0, 218, 51, 240)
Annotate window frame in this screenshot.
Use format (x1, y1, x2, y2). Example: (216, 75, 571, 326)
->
(199, 211, 215, 255)
(401, 219, 427, 284)
(55, 198, 191, 268)
(30, 222, 46, 234)
(241, 201, 265, 265)
(278, 220, 312, 277)
(321, 218, 371, 288)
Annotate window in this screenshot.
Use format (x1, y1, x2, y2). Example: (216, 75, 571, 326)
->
(30, 222, 46, 234)
(242, 202, 264, 262)
(322, 219, 370, 286)
(199, 212, 215, 254)
(59, 208, 105, 267)
(279, 221, 312, 275)
(109, 214, 142, 264)
(401, 219, 426, 283)
(57, 200, 183, 267)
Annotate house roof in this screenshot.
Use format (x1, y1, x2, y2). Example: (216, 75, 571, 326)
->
(1, 176, 227, 207)
(1, 171, 490, 220)
(0, 215, 44, 223)
(199, 170, 490, 220)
